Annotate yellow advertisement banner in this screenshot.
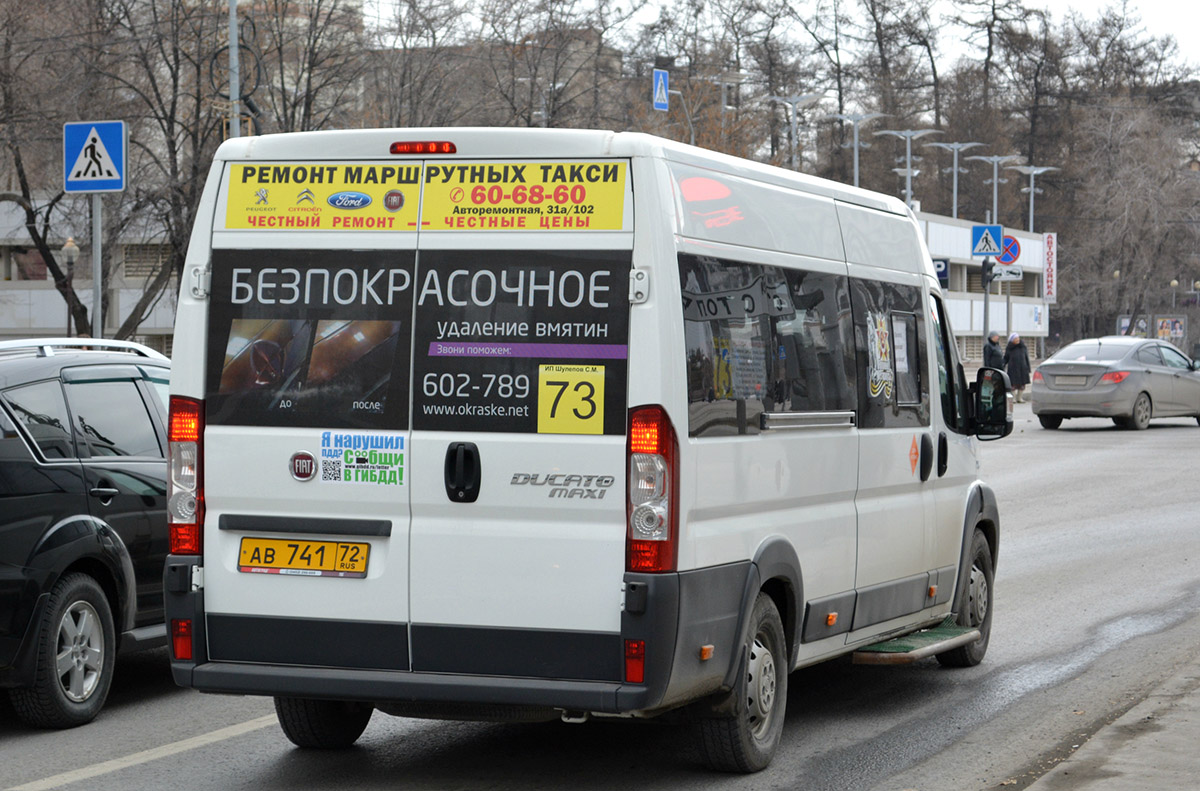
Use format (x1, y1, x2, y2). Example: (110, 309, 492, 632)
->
(225, 163, 422, 231)
(421, 161, 627, 231)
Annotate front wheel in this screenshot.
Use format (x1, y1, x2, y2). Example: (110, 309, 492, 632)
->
(8, 573, 116, 728)
(696, 593, 787, 773)
(275, 697, 373, 748)
(937, 529, 994, 668)
(1038, 415, 1063, 430)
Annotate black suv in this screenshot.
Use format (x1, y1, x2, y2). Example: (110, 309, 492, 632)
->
(0, 338, 170, 728)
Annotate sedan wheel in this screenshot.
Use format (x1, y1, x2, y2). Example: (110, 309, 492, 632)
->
(1130, 392, 1151, 430)
(1038, 415, 1063, 430)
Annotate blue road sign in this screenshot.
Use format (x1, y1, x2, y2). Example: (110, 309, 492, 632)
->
(997, 235, 1021, 264)
(652, 69, 670, 112)
(971, 224, 1003, 257)
(64, 121, 126, 193)
(933, 258, 949, 284)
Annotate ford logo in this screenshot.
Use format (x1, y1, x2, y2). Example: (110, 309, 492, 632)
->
(327, 191, 372, 209)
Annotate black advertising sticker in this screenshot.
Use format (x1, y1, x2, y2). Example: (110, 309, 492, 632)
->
(411, 250, 631, 435)
(205, 249, 415, 429)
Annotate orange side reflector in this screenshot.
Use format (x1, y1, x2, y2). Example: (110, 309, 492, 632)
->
(929, 585, 938, 598)
(826, 613, 838, 626)
(699, 645, 714, 661)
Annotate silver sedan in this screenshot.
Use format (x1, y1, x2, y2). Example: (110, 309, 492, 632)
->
(1031, 336, 1200, 430)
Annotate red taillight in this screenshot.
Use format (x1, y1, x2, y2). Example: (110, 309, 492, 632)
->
(624, 639, 645, 683)
(390, 141, 457, 155)
(1032, 370, 1044, 383)
(627, 406, 678, 573)
(168, 396, 204, 555)
(171, 619, 193, 660)
(1101, 371, 1130, 384)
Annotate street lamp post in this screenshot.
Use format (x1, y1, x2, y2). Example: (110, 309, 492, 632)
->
(1007, 164, 1058, 232)
(924, 141, 984, 219)
(875, 129, 941, 207)
(966, 154, 1022, 225)
(821, 112, 887, 187)
(1171, 278, 1179, 309)
(668, 89, 695, 146)
(766, 93, 824, 170)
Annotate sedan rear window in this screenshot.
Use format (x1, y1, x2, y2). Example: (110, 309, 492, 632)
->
(1051, 342, 1126, 362)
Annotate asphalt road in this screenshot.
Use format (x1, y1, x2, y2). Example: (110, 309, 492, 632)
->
(4, 406, 1200, 791)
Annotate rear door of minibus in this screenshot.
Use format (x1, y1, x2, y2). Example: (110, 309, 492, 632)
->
(406, 156, 634, 682)
(200, 160, 420, 671)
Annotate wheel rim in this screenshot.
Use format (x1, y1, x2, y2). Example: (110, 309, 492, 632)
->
(746, 630, 778, 739)
(966, 564, 989, 627)
(1135, 395, 1150, 427)
(56, 600, 105, 703)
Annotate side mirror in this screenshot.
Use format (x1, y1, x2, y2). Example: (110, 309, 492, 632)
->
(971, 367, 1013, 440)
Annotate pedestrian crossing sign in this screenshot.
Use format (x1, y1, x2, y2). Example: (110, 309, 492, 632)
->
(64, 121, 126, 193)
(971, 224, 1002, 257)
(652, 69, 670, 112)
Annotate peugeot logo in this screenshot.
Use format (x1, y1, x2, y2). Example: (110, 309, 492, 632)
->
(290, 451, 317, 482)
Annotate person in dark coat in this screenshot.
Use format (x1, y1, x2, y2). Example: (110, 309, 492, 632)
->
(983, 331, 1004, 370)
(1003, 333, 1031, 402)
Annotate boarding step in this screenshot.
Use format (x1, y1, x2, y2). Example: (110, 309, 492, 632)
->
(851, 618, 981, 665)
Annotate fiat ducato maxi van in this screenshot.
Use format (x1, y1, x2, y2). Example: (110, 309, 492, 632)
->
(164, 128, 1012, 772)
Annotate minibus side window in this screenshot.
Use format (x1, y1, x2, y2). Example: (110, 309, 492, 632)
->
(680, 253, 857, 438)
(850, 278, 929, 429)
(929, 293, 969, 433)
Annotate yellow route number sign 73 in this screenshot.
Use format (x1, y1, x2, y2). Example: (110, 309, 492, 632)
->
(537, 364, 605, 435)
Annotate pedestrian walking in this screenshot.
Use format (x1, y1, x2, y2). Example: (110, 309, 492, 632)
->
(983, 331, 1004, 370)
(1003, 333, 1031, 402)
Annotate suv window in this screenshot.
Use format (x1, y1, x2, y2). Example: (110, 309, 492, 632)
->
(2, 381, 76, 459)
(64, 380, 162, 458)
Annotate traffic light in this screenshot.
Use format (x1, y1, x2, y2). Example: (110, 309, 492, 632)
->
(981, 257, 995, 286)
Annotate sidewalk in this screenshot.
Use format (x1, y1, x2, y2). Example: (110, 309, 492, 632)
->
(1023, 652, 1200, 790)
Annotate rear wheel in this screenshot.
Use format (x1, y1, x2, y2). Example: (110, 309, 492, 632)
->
(696, 593, 787, 773)
(8, 573, 116, 729)
(275, 697, 373, 748)
(1038, 415, 1063, 430)
(1130, 392, 1152, 430)
(937, 529, 994, 668)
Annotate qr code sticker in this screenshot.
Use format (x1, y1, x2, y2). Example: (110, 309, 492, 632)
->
(321, 459, 342, 482)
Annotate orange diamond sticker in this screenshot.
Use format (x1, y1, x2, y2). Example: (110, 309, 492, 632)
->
(909, 435, 920, 475)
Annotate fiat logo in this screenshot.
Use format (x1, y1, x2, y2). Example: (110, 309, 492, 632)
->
(290, 451, 317, 481)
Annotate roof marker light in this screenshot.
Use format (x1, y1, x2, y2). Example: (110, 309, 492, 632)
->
(390, 141, 457, 155)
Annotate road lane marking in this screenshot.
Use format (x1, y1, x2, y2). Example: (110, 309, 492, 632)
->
(6, 715, 277, 791)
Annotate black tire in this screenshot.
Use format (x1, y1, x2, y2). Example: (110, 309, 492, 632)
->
(275, 697, 373, 748)
(8, 573, 116, 728)
(1038, 415, 1063, 430)
(1130, 392, 1151, 430)
(937, 529, 994, 668)
(697, 593, 787, 773)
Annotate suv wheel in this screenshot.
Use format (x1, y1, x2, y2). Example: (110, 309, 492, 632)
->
(8, 573, 116, 728)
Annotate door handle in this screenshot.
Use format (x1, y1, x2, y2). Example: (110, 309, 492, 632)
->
(937, 432, 949, 478)
(444, 442, 481, 503)
(919, 434, 934, 482)
(89, 487, 119, 500)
